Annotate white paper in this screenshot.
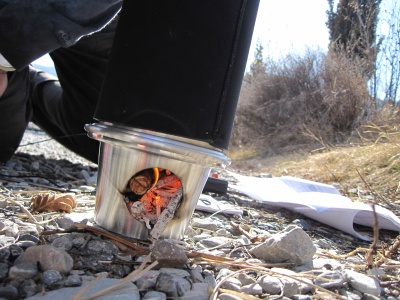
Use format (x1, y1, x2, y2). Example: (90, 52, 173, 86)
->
(196, 194, 243, 216)
(228, 172, 400, 241)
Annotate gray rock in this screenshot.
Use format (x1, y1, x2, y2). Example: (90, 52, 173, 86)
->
(0, 235, 15, 247)
(218, 294, 243, 300)
(291, 219, 313, 231)
(193, 233, 212, 242)
(237, 273, 256, 285)
(314, 238, 331, 249)
(136, 276, 157, 290)
(204, 275, 217, 289)
(155, 272, 191, 298)
(343, 269, 381, 296)
(190, 266, 204, 283)
(64, 274, 83, 287)
(363, 293, 381, 300)
(180, 282, 210, 299)
(19, 279, 39, 298)
(86, 240, 119, 260)
(42, 270, 63, 289)
(221, 278, 242, 292)
(8, 263, 38, 281)
(198, 236, 232, 248)
(18, 233, 40, 244)
(249, 225, 316, 265)
(56, 216, 74, 230)
(258, 275, 282, 294)
(0, 246, 10, 261)
(312, 258, 344, 270)
(9, 244, 24, 257)
(51, 235, 73, 250)
(0, 262, 8, 280)
(26, 278, 140, 300)
(151, 240, 188, 269)
(15, 245, 73, 274)
(0, 285, 19, 300)
(1, 223, 19, 237)
(142, 291, 167, 300)
(191, 218, 221, 231)
(216, 268, 234, 281)
(16, 240, 38, 248)
(158, 268, 190, 278)
(314, 271, 345, 289)
(241, 283, 263, 295)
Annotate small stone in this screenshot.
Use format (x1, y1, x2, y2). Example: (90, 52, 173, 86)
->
(9, 263, 38, 281)
(9, 244, 24, 257)
(143, 291, 167, 300)
(191, 218, 221, 231)
(151, 240, 188, 269)
(158, 268, 190, 278)
(241, 283, 263, 295)
(314, 271, 345, 289)
(221, 278, 242, 291)
(204, 275, 217, 289)
(193, 233, 212, 242)
(86, 240, 119, 260)
(155, 272, 190, 298)
(190, 266, 204, 283)
(136, 276, 157, 290)
(18, 234, 40, 244)
(343, 269, 381, 296)
(0, 246, 11, 262)
(237, 273, 256, 285)
(0, 285, 19, 300)
(64, 274, 83, 287)
(258, 275, 281, 294)
(199, 236, 232, 248)
(42, 269, 63, 289)
(292, 219, 313, 231)
(30, 161, 40, 171)
(0, 235, 15, 247)
(363, 293, 381, 300)
(15, 240, 36, 248)
(55, 216, 75, 230)
(2, 223, 19, 237)
(51, 235, 73, 250)
(218, 294, 243, 300)
(0, 262, 9, 280)
(249, 225, 316, 265)
(15, 245, 73, 274)
(19, 278, 39, 298)
(315, 239, 331, 249)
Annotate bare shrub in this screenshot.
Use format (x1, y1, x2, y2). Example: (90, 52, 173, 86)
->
(230, 48, 372, 157)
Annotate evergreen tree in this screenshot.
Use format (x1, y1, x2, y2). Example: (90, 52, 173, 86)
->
(250, 40, 266, 77)
(326, 0, 381, 78)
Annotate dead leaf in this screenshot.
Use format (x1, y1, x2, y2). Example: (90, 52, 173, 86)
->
(30, 193, 77, 213)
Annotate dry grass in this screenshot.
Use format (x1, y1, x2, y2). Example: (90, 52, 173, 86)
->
(229, 109, 400, 215)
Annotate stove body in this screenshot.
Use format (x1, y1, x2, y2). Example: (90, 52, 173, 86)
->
(87, 0, 259, 240)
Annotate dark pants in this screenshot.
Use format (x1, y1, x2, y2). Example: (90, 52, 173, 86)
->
(0, 17, 118, 164)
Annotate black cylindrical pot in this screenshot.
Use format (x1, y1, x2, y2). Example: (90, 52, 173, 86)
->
(94, 0, 259, 149)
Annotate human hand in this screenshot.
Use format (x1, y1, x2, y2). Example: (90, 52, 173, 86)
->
(0, 70, 7, 97)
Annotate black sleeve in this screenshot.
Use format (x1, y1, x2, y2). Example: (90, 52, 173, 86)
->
(0, 0, 121, 71)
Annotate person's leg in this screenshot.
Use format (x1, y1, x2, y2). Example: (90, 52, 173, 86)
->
(30, 16, 119, 164)
(0, 68, 31, 163)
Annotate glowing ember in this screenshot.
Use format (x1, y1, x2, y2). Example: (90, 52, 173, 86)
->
(124, 168, 182, 230)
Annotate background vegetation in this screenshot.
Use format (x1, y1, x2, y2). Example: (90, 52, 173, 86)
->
(229, 0, 400, 160)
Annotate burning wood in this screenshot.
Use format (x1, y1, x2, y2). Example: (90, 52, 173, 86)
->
(124, 168, 182, 233)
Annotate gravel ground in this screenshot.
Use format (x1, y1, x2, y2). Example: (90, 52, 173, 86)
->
(0, 124, 399, 299)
